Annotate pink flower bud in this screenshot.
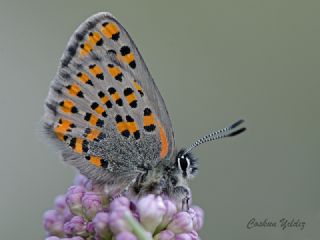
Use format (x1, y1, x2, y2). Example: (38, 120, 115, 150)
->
(73, 174, 88, 186)
(116, 231, 137, 240)
(108, 208, 132, 234)
(189, 230, 199, 240)
(66, 186, 85, 215)
(54, 195, 67, 213)
(43, 210, 64, 236)
(188, 206, 204, 231)
(82, 192, 103, 219)
(93, 212, 110, 237)
(45, 236, 60, 240)
(161, 200, 177, 227)
(64, 216, 88, 237)
(86, 221, 94, 234)
(63, 207, 73, 222)
(137, 194, 166, 232)
(109, 196, 130, 210)
(175, 233, 191, 240)
(154, 229, 175, 240)
(175, 232, 198, 240)
(167, 212, 193, 234)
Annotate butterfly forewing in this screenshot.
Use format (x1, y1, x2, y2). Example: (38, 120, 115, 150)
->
(43, 12, 174, 183)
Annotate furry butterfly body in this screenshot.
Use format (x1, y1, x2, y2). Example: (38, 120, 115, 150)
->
(43, 12, 245, 207)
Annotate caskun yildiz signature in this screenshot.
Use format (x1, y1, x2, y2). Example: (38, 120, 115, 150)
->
(247, 218, 306, 230)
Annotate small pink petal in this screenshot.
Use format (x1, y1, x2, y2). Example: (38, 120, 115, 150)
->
(154, 229, 175, 240)
(167, 212, 193, 234)
(116, 231, 137, 240)
(137, 194, 166, 232)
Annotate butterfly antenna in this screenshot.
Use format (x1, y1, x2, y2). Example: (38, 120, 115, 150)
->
(183, 119, 246, 154)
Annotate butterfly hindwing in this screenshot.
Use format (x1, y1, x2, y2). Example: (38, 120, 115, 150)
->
(43, 12, 174, 183)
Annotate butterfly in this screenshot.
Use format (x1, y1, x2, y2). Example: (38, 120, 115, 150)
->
(42, 12, 246, 209)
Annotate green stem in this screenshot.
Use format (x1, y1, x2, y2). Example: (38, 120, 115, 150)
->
(124, 212, 152, 240)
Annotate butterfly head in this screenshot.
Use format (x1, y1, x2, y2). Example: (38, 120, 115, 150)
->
(175, 149, 198, 179)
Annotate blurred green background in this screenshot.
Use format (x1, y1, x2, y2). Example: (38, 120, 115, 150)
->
(0, 0, 319, 239)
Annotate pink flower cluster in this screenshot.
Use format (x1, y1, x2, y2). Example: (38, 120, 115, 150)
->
(43, 174, 204, 240)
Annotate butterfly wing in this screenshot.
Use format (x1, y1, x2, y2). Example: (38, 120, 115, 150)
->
(43, 12, 175, 184)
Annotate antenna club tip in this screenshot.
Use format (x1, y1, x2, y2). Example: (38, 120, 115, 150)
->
(230, 119, 245, 129)
(228, 127, 246, 137)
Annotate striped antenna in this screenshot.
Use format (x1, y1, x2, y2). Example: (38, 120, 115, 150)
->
(183, 119, 246, 154)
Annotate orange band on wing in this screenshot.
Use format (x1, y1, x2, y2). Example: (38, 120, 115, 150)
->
(59, 100, 78, 114)
(89, 155, 102, 167)
(126, 94, 136, 103)
(133, 80, 144, 97)
(85, 155, 108, 168)
(77, 72, 93, 86)
(101, 22, 120, 41)
(68, 137, 89, 154)
(55, 119, 74, 133)
(75, 138, 84, 153)
(108, 65, 122, 78)
(117, 122, 128, 132)
(127, 121, 138, 133)
(89, 64, 104, 80)
(84, 128, 102, 141)
(54, 119, 75, 141)
(144, 114, 155, 126)
(67, 84, 84, 98)
(88, 32, 103, 46)
(157, 121, 169, 159)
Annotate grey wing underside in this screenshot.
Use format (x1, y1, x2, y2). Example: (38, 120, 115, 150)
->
(42, 12, 175, 184)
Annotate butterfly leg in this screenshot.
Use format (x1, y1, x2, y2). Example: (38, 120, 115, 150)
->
(122, 177, 138, 194)
(182, 196, 190, 211)
(173, 186, 191, 211)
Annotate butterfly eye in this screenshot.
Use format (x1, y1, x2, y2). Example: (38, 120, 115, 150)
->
(178, 155, 190, 172)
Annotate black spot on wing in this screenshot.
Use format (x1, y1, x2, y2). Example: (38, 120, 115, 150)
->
(116, 99, 123, 106)
(123, 88, 134, 96)
(115, 115, 123, 123)
(96, 38, 103, 46)
(112, 32, 120, 41)
(129, 101, 137, 108)
(120, 46, 130, 56)
(100, 159, 108, 168)
(126, 115, 134, 122)
(96, 73, 104, 80)
(133, 131, 140, 140)
(91, 102, 99, 110)
(144, 125, 156, 132)
(108, 87, 116, 94)
(96, 119, 104, 127)
(144, 108, 152, 116)
(129, 61, 136, 69)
